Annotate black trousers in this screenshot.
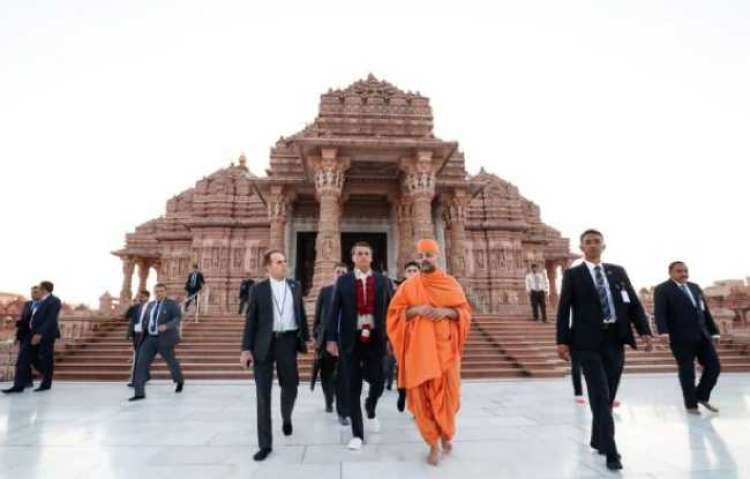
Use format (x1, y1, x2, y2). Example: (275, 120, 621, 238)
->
(185, 289, 200, 310)
(13, 338, 55, 389)
(320, 351, 348, 417)
(571, 357, 584, 396)
(128, 334, 147, 383)
(134, 336, 184, 397)
(345, 339, 385, 441)
(670, 335, 721, 409)
(383, 353, 396, 390)
(572, 328, 624, 456)
(253, 332, 299, 450)
(530, 291, 547, 321)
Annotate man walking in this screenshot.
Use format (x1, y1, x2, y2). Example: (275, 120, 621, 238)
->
(525, 264, 548, 322)
(556, 229, 653, 471)
(240, 250, 309, 462)
(238, 273, 255, 315)
(326, 242, 393, 450)
(129, 283, 184, 401)
(184, 264, 205, 311)
(125, 290, 150, 387)
(654, 261, 721, 414)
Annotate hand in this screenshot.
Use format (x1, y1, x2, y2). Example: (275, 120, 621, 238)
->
(643, 336, 654, 352)
(240, 351, 252, 369)
(326, 341, 339, 357)
(713, 337, 721, 347)
(557, 344, 570, 362)
(158, 325, 167, 332)
(409, 305, 432, 318)
(31, 334, 42, 346)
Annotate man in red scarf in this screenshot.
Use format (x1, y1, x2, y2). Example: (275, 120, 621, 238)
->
(387, 239, 471, 466)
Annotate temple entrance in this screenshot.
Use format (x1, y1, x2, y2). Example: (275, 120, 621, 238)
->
(295, 232, 389, 296)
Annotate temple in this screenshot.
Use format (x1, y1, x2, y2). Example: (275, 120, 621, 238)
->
(113, 75, 572, 314)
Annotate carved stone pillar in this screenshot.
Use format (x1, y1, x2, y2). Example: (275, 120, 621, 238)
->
(136, 259, 150, 295)
(397, 200, 415, 276)
(310, 148, 349, 297)
(546, 260, 559, 307)
(401, 151, 437, 241)
(119, 256, 135, 307)
(442, 190, 468, 281)
(268, 186, 290, 254)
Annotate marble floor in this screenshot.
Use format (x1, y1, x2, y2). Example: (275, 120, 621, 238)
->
(1, 374, 748, 478)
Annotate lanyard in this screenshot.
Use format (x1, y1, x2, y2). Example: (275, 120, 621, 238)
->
(273, 282, 288, 319)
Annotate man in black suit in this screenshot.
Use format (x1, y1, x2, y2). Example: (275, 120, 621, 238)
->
(556, 229, 653, 471)
(184, 264, 205, 311)
(125, 290, 150, 387)
(654, 261, 721, 414)
(326, 242, 393, 451)
(129, 283, 184, 401)
(240, 250, 310, 462)
(8, 286, 41, 390)
(238, 273, 255, 315)
(4, 281, 61, 393)
(313, 262, 349, 425)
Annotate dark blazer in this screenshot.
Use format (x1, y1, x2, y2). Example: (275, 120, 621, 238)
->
(313, 285, 334, 348)
(15, 300, 34, 342)
(185, 271, 205, 292)
(654, 280, 718, 345)
(325, 271, 393, 356)
(30, 294, 61, 340)
(142, 299, 182, 348)
(556, 263, 651, 350)
(125, 302, 146, 340)
(241, 278, 310, 363)
(239, 279, 255, 300)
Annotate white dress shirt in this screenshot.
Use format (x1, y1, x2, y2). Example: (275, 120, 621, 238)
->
(584, 260, 617, 324)
(525, 272, 548, 293)
(270, 278, 297, 332)
(354, 268, 375, 329)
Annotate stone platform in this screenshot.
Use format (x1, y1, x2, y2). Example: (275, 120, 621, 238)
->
(1, 374, 748, 478)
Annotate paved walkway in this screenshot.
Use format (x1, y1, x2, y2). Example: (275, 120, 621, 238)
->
(1, 374, 748, 478)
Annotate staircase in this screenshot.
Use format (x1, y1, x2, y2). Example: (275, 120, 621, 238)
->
(53, 311, 750, 381)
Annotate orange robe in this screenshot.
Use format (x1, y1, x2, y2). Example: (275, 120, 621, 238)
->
(386, 271, 471, 447)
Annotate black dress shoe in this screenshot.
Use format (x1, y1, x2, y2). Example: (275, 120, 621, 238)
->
(282, 422, 293, 436)
(128, 395, 145, 402)
(33, 386, 51, 392)
(253, 448, 272, 461)
(397, 389, 406, 413)
(175, 382, 184, 393)
(126, 383, 134, 388)
(325, 404, 333, 413)
(606, 454, 623, 470)
(2, 387, 24, 394)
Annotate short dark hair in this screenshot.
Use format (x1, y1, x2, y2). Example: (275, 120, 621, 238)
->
(140, 290, 151, 297)
(404, 261, 419, 270)
(579, 229, 604, 243)
(668, 261, 686, 272)
(263, 249, 285, 267)
(351, 241, 373, 255)
(530, 263, 539, 269)
(39, 281, 54, 293)
(154, 283, 167, 289)
(334, 262, 348, 270)
(192, 263, 199, 269)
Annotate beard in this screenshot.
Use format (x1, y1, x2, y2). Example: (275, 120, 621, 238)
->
(419, 262, 436, 273)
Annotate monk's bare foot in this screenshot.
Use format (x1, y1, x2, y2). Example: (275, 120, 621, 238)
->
(441, 438, 453, 454)
(427, 446, 440, 466)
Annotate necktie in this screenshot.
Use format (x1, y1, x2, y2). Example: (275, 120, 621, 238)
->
(191, 273, 197, 288)
(594, 266, 612, 322)
(680, 284, 697, 308)
(150, 301, 161, 335)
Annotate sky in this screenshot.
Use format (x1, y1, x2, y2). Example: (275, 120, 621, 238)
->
(1, 0, 748, 306)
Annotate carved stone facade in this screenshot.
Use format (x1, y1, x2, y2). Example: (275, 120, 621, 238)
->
(114, 75, 572, 314)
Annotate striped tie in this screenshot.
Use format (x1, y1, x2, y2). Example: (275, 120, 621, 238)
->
(594, 266, 612, 322)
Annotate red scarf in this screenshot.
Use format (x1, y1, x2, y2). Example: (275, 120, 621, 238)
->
(355, 275, 376, 316)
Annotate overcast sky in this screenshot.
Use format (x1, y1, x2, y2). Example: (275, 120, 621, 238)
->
(1, 0, 748, 306)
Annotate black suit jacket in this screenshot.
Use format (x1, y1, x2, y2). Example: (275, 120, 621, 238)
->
(30, 294, 61, 340)
(241, 279, 310, 363)
(141, 299, 182, 348)
(185, 271, 205, 292)
(556, 263, 651, 350)
(125, 302, 146, 340)
(15, 300, 34, 342)
(239, 279, 255, 300)
(654, 280, 718, 346)
(325, 271, 393, 356)
(313, 285, 334, 349)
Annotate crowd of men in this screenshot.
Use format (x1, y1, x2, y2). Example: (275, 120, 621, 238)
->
(2, 229, 724, 471)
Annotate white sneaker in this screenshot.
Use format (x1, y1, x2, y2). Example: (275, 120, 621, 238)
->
(347, 437, 363, 450)
(368, 417, 381, 433)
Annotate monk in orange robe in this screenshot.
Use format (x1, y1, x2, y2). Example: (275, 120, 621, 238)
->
(386, 239, 471, 466)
